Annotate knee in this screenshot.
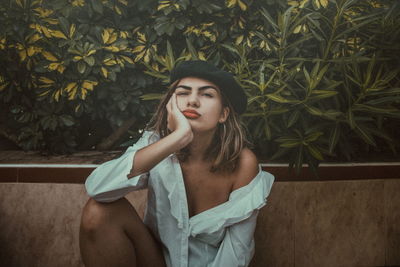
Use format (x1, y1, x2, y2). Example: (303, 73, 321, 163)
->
(80, 197, 139, 233)
(80, 198, 109, 233)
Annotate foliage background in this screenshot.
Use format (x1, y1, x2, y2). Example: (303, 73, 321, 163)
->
(1, 0, 399, 172)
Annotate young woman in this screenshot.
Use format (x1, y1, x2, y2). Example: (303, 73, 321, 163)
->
(79, 60, 274, 267)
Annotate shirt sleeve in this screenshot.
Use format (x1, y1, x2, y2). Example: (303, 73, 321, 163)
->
(210, 210, 259, 267)
(85, 130, 157, 202)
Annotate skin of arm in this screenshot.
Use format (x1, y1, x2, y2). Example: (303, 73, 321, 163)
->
(128, 93, 193, 178)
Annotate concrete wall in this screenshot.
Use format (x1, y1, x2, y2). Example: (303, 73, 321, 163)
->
(0, 179, 399, 267)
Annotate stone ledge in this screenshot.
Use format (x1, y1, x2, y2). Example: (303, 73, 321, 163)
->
(0, 150, 122, 164)
(1, 151, 400, 183)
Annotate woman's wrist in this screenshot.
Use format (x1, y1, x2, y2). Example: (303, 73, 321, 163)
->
(170, 128, 193, 150)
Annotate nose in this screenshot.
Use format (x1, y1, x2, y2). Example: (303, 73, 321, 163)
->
(187, 92, 199, 107)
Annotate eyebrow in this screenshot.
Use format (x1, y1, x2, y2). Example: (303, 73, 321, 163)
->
(175, 85, 219, 91)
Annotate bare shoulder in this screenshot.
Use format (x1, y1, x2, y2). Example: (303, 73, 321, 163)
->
(231, 147, 260, 191)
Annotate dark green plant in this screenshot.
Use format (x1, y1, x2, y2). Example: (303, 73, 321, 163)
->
(0, 0, 158, 152)
(0, 0, 399, 174)
(143, 0, 400, 173)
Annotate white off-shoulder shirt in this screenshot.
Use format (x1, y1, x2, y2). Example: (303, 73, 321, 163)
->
(85, 130, 274, 267)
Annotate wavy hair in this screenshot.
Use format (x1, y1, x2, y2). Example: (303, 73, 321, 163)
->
(146, 80, 252, 174)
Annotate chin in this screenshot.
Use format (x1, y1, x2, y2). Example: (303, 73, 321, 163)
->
(190, 124, 218, 135)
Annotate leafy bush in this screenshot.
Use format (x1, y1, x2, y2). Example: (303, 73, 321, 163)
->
(0, 0, 399, 172)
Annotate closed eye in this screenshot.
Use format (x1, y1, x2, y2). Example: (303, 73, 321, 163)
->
(203, 93, 213, 97)
(176, 92, 189, 95)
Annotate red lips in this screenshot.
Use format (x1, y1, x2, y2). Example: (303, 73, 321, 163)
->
(182, 109, 201, 119)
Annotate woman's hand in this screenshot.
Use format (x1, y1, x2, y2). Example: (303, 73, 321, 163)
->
(128, 93, 194, 178)
(166, 93, 193, 146)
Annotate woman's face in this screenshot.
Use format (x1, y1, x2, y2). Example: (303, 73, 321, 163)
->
(174, 77, 229, 133)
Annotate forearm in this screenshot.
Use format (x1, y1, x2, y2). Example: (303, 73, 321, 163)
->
(128, 130, 191, 178)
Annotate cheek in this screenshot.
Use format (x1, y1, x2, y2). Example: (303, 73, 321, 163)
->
(208, 103, 224, 118)
(176, 97, 185, 110)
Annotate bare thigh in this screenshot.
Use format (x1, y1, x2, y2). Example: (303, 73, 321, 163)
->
(80, 197, 166, 267)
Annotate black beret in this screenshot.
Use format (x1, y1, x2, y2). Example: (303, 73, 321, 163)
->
(170, 60, 247, 114)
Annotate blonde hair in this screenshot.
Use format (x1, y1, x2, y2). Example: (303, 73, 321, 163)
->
(146, 80, 252, 174)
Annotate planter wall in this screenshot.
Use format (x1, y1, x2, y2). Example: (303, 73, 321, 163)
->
(0, 151, 399, 266)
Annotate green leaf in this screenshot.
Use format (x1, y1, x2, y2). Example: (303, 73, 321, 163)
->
(60, 115, 74, 126)
(185, 38, 198, 60)
(58, 17, 69, 36)
(140, 93, 163, 101)
(304, 105, 323, 116)
(353, 104, 400, 117)
(310, 61, 320, 79)
(329, 123, 340, 153)
(368, 88, 400, 96)
(280, 140, 302, 148)
(84, 56, 95, 66)
(347, 109, 355, 129)
(303, 66, 311, 85)
(365, 96, 400, 105)
(268, 108, 290, 115)
(166, 41, 175, 70)
(266, 94, 290, 103)
(310, 90, 338, 100)
(363, 55, 375, 90)
(242, 112, 265, 117)
(91, 0, 103, 14)
(117, 98, 128, 111)
(220, 44, 240, 55)
(355, 124, 376, 146)
(313, 64, 329, 90)
(281, 6, 294, 39)
(295, 145, 304, 175)
(287, 110, 300, 127)
(143, 70, 169, 80)
(305, 131, 323, 143)
(345, 73, 361, 87)
(307, 144, 323, 161)
(307, 15, 327, 39)
(264, 123, 272, 140)
(323, 110, 343, 120)
(368, 127, 393, 142)
(247, 95, 263, 105)
(286, 34, 313, 50)
(260, 7, 279, 32)
(335, 16, 380, 41)
(77, 61, 86, 74)
(270, 147, 291, 160)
